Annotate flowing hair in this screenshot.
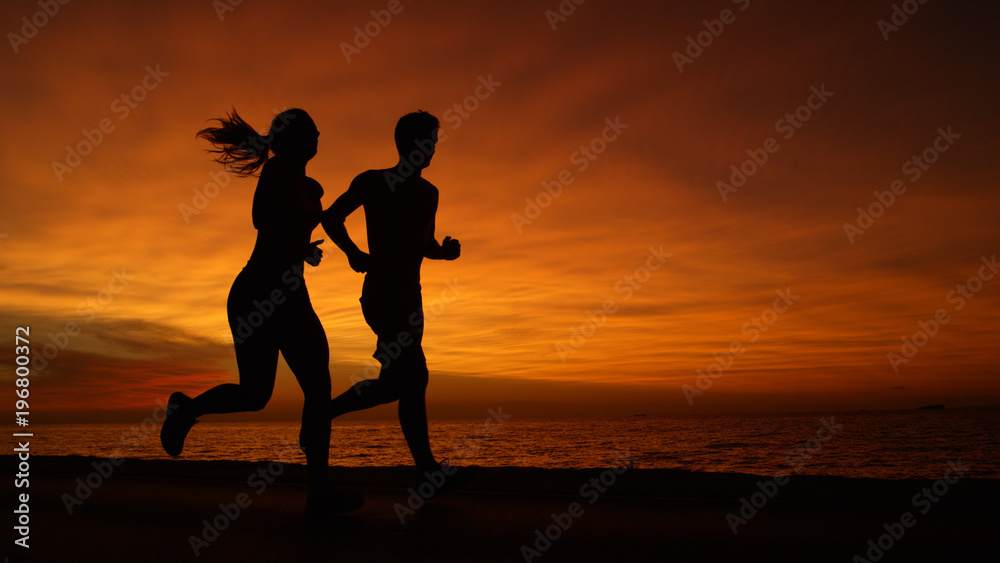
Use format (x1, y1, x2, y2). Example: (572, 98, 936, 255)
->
(197, 109, 302, 177)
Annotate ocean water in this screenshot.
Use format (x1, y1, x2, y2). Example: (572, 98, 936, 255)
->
(15, 409, 1000, 479)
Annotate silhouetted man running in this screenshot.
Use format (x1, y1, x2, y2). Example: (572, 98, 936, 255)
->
(322, 111, 466, 490)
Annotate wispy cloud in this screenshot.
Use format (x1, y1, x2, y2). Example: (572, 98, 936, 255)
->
(1, 0, 998, 418)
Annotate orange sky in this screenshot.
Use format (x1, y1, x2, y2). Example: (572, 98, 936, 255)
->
(1, 0, 998, 422)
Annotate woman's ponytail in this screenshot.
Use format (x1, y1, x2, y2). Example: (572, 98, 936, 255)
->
(196, 109, 271, 176)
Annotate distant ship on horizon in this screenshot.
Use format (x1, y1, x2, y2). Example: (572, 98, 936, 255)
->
(918, 404, 945, 410)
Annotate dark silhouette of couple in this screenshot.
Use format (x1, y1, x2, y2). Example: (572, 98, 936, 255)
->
(159, 108, 465, 519)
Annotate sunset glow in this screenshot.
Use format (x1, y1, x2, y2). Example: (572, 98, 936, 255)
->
(1, 0, 998, 422)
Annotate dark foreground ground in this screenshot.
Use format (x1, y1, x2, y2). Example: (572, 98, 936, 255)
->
(3, 456, 998, 562)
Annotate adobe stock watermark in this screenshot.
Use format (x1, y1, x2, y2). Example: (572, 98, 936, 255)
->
(843, 126, 959, 244)
(683, 288, 799, 404)
(544, 0, 586, 31)
(888, 253, 996, 373)
(32, 268, 134, 374)
(7, 0, 71, 54)
(717, 83, 833, 202)
(340, 0, 408, 63)
(394, 406, 511, 524)
(188, 442, 302, 557)
(383, 74, 501, 189)
(61, 399, 177, 514)
(212, 0, 244, 21)
(178, 169, 231, 223)
(727, 416, 842, 534)
(555, 246, 670, 362)
(346, 278, 465, 390)
(520, 450, 632, 562)
(180, 107, 295, 222)
(221, 252, 321, 362)
(440, 74, 501, 132)
(851, 459, 970, 563)
(672, 0, 751, 73)
(448, 406, 511, 462)
(512, 116, 628, 233)
(877, 0, 930, 41)
(52, 64, 169, 182)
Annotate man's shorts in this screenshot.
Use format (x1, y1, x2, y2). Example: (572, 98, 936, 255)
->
(360, 285, 425, 374)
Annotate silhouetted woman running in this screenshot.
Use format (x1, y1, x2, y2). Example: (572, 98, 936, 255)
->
(160, 108, 361, 517)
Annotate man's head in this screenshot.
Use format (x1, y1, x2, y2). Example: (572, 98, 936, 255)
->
(394, 111, 440, 170)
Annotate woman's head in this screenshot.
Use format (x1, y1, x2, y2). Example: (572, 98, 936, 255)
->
(268, 108, 319, 163)
(197, 108, 319, 176)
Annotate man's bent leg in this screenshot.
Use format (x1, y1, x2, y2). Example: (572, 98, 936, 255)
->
(330, 378, 398, 418)
(396, 352, 437, 470)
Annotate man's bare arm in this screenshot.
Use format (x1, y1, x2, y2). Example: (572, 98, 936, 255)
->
(424, 205, 460, 261)
(425, 214, 443, 259)
(321, 178, 370, 272)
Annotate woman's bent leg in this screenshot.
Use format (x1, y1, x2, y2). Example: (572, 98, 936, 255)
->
(161, 269, 281, 456)
(191, 270, 281, 417)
